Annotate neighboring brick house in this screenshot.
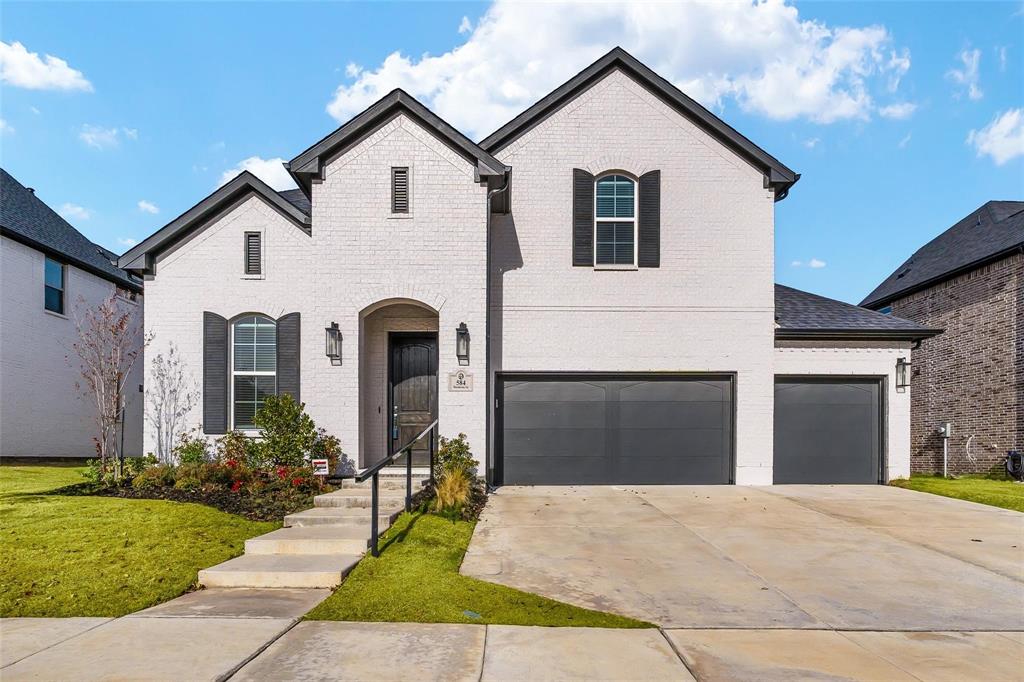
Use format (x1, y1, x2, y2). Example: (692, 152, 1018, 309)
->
(121, 48, 938, 486)
(862, 201, 1023, 475)
(0, 169, 145, 458)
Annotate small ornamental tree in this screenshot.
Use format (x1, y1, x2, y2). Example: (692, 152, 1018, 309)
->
(146, 342, 199, 464)
(252, 394, 318, 467)
(71, 293, 148, 475)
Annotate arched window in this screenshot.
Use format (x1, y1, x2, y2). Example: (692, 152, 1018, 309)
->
(232, 315, 276, 429)
(594, 174, 637, 266)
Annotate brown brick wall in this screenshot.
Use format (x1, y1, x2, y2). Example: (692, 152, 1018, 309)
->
(890, 252, 1023, 475)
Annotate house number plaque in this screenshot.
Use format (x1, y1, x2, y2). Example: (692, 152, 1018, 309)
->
(448, 370, 473, 392)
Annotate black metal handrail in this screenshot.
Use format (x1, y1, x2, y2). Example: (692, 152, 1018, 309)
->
(356, 419, 437, 557)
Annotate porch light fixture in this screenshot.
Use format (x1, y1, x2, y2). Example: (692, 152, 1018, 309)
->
(895, 356, 910, 393)
(456, 322, 470, 366)
(325, 322, 342, 366)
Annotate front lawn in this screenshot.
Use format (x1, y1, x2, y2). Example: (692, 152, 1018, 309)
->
(891, 475, 1024, 512)
(306, 510, 652, 628)
(0, 465, 278, 617)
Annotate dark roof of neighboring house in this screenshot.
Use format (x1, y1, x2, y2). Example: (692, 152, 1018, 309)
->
(278, 189, 311, 216)
(119, 171, 311, 274)
(775, 284, 941, 341)
(286, 89, 507, 196)
(861, 200, 1024, 308)
(480, 47, 799, 201)
(0, 168, 142, 292)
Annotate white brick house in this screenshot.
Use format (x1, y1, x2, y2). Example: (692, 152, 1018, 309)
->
(120, 48, 938, 485)
(1, 169, 144, 459)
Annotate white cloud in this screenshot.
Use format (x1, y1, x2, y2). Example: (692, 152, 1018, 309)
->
(898, 132, 912, 149)
(327, 1, 912, 139)
(117, 237, 138, 248)
(791, 258, 826, 268)
(78, 125, 137, 149)
(458, 16, 473, 34)
(0, 118, 13, 135)
(59, 203, 92, 221)
(946, 48, 982, 100)
(137, 200, 159, 214)
(219, 156, 297, 191)
(802, 137, 820, 149)
(967, 108, 1024, 165)
(791, 260, 803, 267)
(30, 105, 40, 114)
(0, 41, 92, 91)
(878, 102, 916, 120)
(123, 127, 138, 140)
(997, 46, 1008, 72)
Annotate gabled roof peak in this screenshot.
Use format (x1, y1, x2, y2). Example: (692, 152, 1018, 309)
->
(479, 46, 799, 200)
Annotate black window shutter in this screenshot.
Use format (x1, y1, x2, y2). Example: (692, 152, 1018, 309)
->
(202, 312, 229, 435)
(244, 232, 261, 275)
(572, 169, 594, 266)
(276, 312, 301, 403)
(638, 170, 661, 268)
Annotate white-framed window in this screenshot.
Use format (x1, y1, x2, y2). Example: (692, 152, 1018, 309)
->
(594, 173, 637, 267)
(44, 256, 66, 314)
(231, 315, 277, 430)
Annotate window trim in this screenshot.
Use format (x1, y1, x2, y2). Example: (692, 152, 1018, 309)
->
(229, 314, 277, 432)
(43, 256, 67, 316)
(593, 172, 639, 269)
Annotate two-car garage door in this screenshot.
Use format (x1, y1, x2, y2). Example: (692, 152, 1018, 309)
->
(495, 373, 883, 486)
(496, 374, 733, 485)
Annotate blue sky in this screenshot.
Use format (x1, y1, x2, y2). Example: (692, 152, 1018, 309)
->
(2, 1, 1021, 304)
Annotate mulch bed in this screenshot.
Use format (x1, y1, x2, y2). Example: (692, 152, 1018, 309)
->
(53, 483, 325, 522)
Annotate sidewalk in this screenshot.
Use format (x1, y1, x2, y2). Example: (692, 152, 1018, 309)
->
(3, 604, 1022, 681)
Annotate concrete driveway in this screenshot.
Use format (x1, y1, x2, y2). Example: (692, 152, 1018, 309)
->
(461, 484, 1024, 630)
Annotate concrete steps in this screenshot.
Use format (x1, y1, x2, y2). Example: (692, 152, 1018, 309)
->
(197, 477, 424, 590)
(197, 554, 361, 589)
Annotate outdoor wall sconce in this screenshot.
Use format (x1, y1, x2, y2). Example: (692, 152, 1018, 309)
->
(456, 322, 470, 366)
(895, 356, 910, 392)
(325, 322, 342, 366)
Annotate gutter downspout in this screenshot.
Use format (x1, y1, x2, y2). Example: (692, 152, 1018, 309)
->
(485, 172, 510, 488)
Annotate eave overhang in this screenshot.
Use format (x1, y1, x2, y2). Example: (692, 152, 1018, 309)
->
(774, 328, 944, 342)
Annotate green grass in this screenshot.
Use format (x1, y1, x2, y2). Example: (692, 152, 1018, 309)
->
(0, 465, 278, 617)
(306, 510, 653, 627)
(891, 474, 1024, 512)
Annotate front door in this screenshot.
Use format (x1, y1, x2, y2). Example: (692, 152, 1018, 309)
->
(389, 334, 438, 466)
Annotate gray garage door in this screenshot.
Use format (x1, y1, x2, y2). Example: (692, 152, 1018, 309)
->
(774, 378, 882, 484)
(497, 375, 733, 485)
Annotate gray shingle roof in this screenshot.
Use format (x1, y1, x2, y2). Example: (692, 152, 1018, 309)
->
(0, 168, 141, 291)
(775, 284, 940, 340)
(277, 188, 311, 215)
(861, 200, 1024, 308)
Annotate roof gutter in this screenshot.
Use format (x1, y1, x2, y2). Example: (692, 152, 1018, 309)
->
(775, 328, 944, 342)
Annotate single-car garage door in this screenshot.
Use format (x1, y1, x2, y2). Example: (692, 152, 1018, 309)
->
(774, 378, 882, 484)
(496, 374, 733, 485)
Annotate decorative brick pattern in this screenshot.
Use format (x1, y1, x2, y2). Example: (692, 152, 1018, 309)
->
(890, 252, 1022, 475)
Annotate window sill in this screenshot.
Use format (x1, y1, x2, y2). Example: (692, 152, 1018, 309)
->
(240, 275, 266, 281)
(387, 214, 414, 220)
(593, 264, 638, 271)
(44, 308, 69, 320)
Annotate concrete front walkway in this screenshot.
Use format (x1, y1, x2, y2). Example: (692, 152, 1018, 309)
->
(7, 619, 1020, 681)
(462, 484, 1024, 631)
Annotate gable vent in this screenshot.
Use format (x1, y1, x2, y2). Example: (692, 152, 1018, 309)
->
(391, 167, 410, 214)
(244, 232, 262, 275)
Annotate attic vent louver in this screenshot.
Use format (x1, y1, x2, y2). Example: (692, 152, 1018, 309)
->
(244, 232, 261, 275)
(391, 167, 409, 214)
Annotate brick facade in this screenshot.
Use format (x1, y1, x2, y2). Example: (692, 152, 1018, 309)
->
(890, 252, 1023, 475)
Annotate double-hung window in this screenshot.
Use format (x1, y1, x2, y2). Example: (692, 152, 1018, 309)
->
(44, 256, 66, 314)
(594, 174, 637, 266)
(231, 315, 276, 430)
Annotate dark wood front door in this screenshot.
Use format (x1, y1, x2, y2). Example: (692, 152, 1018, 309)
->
(389, 334, 438, 466)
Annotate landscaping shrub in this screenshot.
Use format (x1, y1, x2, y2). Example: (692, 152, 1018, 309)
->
(252, 394, 317, 467)
(215, 431, 252, 465)
(434, 433, 476, 479)
(131, 464, 175, 490)
(310, 428, 343, 473)
(433, 465, 472, 516)
(173, 431, 209, 464)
